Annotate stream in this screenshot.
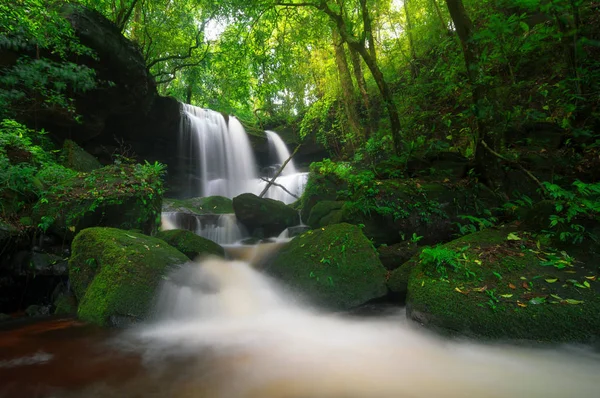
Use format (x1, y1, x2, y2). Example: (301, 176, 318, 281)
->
(2, 257, 599, 398)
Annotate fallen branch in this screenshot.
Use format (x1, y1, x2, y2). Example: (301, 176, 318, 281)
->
(259, 177, 300, 199)
(480, 140, 547, 196)
(259, 144, 302, 198)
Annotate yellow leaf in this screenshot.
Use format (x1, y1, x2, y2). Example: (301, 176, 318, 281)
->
(508, 283, 516, 289)
(472, 285, 488, 293)
(517, 301, 527, 308)
(68, 226, 76, 232)
(584, 276, 597, 281)
(545, 278, 558, 283)
(500, 294, 513, 298)
(507, 232, 521, 241)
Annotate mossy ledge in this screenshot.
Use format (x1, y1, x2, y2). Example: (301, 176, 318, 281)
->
(69, 227, 189, 327)
(406, 226, 600, 343)
(155, 229, 225, 260)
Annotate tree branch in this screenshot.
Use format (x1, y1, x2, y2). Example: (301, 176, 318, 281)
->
(259, 144, 302, 198)
(259, 177, 300, 199)
(480, 140, 548, 196)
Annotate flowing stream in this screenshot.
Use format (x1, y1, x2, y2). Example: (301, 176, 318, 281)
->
(2, 257, 599, 397)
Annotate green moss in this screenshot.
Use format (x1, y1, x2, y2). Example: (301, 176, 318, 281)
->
(299, 168, 347, 221)
(307, 201, 346, 228)
(233, 193, 299, 236)
(162, 196, 234, 214)
(407, 226, 600, 342)
(156, 229, 225, 260)
(69, 227, 188, 326)
(266, 223, 388, 310)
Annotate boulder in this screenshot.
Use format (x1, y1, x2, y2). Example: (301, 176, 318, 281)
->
(69, 227, 188, 326)
(155, 229, 225, 260)
(33, 164, 163, 239)
(300, 165, 347, 221)
(60, 139, 102, 172)
(406, 226, 600, 342)
(233, 193, 298, 237)
(265, 223, 388, 310)
(162, 196, 233, 215)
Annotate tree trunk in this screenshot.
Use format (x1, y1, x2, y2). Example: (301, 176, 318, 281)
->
(332, 29, 363, 141)
(359, 0, 377, 63)
(319, 2, 402, 154)
(432, 0, 448, 33)
(404, 0, 419, 79)
(445, 0, 499, 187)
(349, 39, 373, 138)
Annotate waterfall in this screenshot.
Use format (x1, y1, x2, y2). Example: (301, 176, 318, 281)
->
(180, 104, 259, 198)
(178, 104, 307, 204)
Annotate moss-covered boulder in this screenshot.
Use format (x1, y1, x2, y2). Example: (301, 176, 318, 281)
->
(265, 223, 388, 310)
(155, 229, 224, 260)
(300, 165, 347, 222)
(307, 201, 345, 228)
(406, 226, 600, 342)
(69, 227, 188, 326)
(162, 196, 233, 214)
(60, 139, 102, 172)
(33, 163, 163, 239)
(233, 193, 298, 237)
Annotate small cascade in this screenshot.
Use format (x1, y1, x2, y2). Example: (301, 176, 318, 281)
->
(161, 212, 248, 245)
(266, 130, 297, 175)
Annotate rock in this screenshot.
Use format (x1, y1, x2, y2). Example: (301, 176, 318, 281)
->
(265, 223, 388, 310)
(25, 305, 50, 317)
(155, 229, 225, 260)
(60, 139, 102, 172)
(307, 201, 345, 228)
(162, 196, 233, 214)
(0, 220, 18, 243)
(30, 252, 69, 276)
(377, 241, 419, 271)
(406, 226, 600, 342)
(386, 252, 420, 302)
(33, 164, 163, 239)
(69, 227, 189, 326)
(233, 193, 299, 237)
(0, 313, 11, 322)
(53, 292, 78, 315)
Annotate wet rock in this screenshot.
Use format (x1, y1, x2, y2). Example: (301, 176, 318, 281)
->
(378, 241, 419, 271)
(0, 313, 11, 322)
(25, 305, 50, 317)
(60, 139, 102, 172)
(233, 193, 298, 237)
(30, 252, 69, 276)
(156, 229, 225, 260)
(162, 196, 233, 215)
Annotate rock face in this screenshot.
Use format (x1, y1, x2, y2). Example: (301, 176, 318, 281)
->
(265, 223, 388, 310)
(406, 226, 600, 342)
(69, 227, 188, 326)
(60, 139, 102, 172)
(155, 229, 224, 260)
(233, 193, 298, 237)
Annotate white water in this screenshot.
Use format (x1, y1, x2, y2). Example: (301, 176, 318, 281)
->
(179, 104, 308, 205)
(132, 257, 600, 398)
(266, 130, 297, 175)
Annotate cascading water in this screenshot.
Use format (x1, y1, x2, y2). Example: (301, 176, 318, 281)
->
(178, 104, 307, 205)
(123, 257, 600, 398)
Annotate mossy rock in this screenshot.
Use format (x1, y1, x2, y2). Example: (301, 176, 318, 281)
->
(386, 250, 421, 301)
(233, 193, 298, 237)
(406, 226, 600, 342)
(69, 227, 188, 327)
(162, 196, 233, 214)
(307, 201, 346, 228)
(378, 241, 419, 271)
(60, 139, 102, 172)
(33, 164, 163, 239)
(300, 168, 347, 222)
(155, 229, 225, 260)
(265, 223, 388, 310)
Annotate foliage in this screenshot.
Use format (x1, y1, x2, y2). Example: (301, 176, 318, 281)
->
(420, 245, 476, 281)
(0, 0, 97, 120)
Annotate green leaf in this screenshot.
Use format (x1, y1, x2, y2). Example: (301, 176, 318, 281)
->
(507, 232, 521, 241)
(499, 294, 513, 298)
(545, 278, 558, 283)
(519, 22, 529, 33)
(565, 299, 584, 305)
